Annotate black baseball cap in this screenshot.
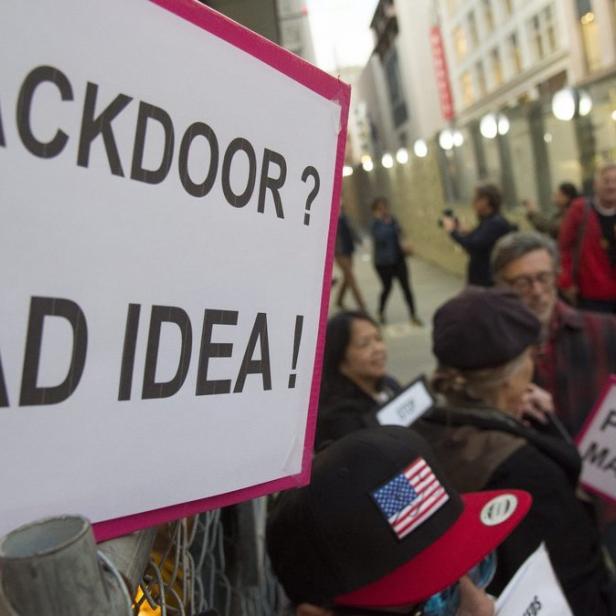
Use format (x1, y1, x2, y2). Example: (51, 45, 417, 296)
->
(266, 426, 531, 609)
(432, 287, 541, 370)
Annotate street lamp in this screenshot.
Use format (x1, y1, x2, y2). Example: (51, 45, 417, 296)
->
(361, 155, 374, 172)
(438, 129, 454, 151)
(381, 153, 394, 168)
(396, 147, 409, 164)
(480, 113, 510, 139)
(480, 114, 498, 139)
(552, 87, 593, 121)
(413, 139, 428, 158)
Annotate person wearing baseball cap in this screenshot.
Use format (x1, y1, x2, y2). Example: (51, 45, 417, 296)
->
(267, 426, 531, 615)
(415, 287, 616, 615)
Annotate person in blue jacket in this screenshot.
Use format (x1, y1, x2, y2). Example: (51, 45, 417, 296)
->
(370, 197, 422, 325)
(442, 184, 515, 287)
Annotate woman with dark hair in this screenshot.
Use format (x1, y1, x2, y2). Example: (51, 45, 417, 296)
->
(524, 181, 579, 238)
(316, 311, 400, 448)
(370, 197, 422, 325)
(413, 287, 615, 615)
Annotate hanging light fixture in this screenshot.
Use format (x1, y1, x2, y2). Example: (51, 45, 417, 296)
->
(396, 147, 409, 164)
(413, 139, 428, 158)
(551, 87, 593, 121)
(438, 129, 454, 151)
(480, 114, 498, 139)
(362, 156, 374, 172)
(381, 153, 394, 168)
(452, 130, 464, 147)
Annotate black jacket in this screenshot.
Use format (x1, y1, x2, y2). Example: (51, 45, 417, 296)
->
(415, 405, 616, 616)
(450, 213, 515, 286)
(316, 374, 401, 450)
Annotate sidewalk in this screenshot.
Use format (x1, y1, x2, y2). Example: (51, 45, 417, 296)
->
(328, 242, 464, 385)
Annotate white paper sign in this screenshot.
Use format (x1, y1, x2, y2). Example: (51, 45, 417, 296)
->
(576, 376, 616, 503)
(495, 543, 573, 616)
(376, 377, 434, 427)
(0, 0, 348, 539)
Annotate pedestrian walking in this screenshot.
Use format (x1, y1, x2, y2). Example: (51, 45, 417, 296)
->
(370, 197, 422, 326)
(333, 208, 368, 312)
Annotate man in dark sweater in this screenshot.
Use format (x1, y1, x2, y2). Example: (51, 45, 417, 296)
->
(442, 183, 515, 286)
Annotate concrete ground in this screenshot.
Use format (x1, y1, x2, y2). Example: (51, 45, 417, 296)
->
(328, 241, 464, 385)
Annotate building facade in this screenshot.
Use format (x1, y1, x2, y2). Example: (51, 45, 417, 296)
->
(201, 0, 315, 64)
(349, 0, 616, 210)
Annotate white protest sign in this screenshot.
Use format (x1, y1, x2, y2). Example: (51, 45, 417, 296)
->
(376, 377, 434, 427)
(576, 376, 616, 504)
(0, 0, 349, 540)
(495, 543, 573, 616)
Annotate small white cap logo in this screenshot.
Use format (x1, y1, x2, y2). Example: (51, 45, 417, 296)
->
(480, 494, 518, 526)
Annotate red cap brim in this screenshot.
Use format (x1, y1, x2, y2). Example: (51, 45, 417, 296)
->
(335, 489, 532, 608)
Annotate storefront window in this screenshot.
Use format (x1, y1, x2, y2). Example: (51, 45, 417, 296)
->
(460, 71, 475, 106)
(491, 47, 503, 87)
(453, 25, 468, 60)
(508, 32, 523, 74)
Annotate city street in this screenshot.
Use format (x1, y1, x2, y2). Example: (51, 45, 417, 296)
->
(328, 241, 464, 384)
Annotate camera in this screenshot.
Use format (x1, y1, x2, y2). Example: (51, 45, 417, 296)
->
(437, 208, 458, 228)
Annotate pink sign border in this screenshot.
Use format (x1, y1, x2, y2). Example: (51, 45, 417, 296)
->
(93, 0, 349, 542)
(574, 374, 616, 505)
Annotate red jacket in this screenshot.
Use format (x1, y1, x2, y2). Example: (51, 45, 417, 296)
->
(558, 197, 616, 301)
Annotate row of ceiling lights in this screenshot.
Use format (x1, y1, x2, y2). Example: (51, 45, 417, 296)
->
(347, 88, 598, 176)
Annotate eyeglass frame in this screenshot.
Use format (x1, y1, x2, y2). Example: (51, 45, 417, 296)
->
(502, 270, 556, 294)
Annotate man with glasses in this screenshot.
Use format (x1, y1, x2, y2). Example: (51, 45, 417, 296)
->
(491, 230, 616, 437)
(267, 426, 531, 616)
(491, 230, 616, 562)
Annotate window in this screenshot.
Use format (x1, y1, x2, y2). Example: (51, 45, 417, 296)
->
(543, 5, 557, 53)
(476, 61, 487, 95)
(502, 0, 513, 16)
(453, 25, 468, 60)
(528, 4, 559, 62)
(468, 11, 479, 48)
(447, 0, 460, 16)
(384, 48, 408, 127)
(460, 71, 475, 106)
(580, 11, 602, 72)
(530, 15, 545, 60)
(482, 0, 495, 32)
(508, 32, 523, 74)
(491, 47, 503, 86)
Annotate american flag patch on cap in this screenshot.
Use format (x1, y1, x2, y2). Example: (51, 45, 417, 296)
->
(371, 457, 449, 539)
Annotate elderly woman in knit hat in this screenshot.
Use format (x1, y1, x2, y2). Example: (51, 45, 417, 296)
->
(414, 288, 616, 616)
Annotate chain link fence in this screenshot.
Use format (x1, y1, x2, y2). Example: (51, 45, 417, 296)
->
(133, 499, 289, 616)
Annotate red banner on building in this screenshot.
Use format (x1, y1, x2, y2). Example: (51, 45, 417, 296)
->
(430, 25, 454, 121)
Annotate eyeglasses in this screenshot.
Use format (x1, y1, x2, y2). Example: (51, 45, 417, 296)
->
(334, 552, 497, 616)
(503, 271, 555, 293)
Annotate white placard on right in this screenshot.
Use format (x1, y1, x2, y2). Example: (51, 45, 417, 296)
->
(495, 543, 572, 616)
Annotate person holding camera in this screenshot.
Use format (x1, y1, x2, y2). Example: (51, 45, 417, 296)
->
(441, 184, 515, 287)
